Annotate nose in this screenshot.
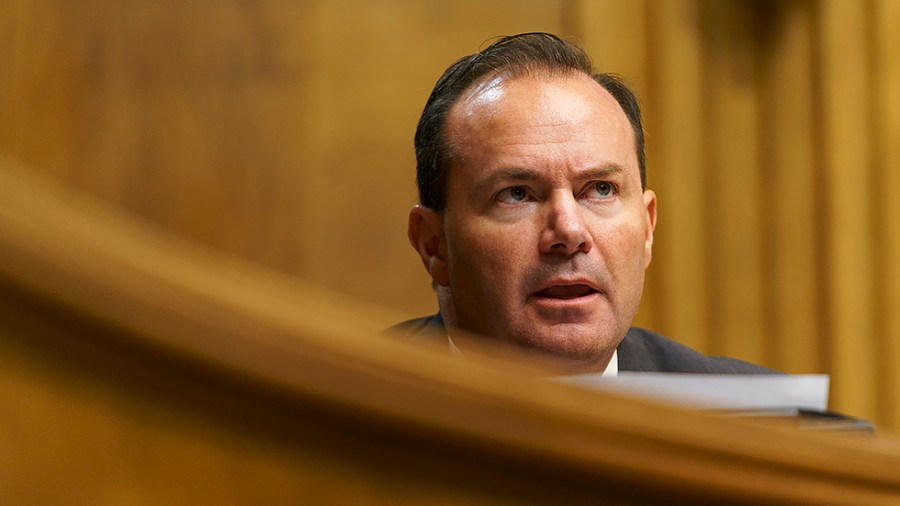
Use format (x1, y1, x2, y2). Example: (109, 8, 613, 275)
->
(539, 192, 593, 255)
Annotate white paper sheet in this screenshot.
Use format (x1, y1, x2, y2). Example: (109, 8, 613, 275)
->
(557, 373, 829, 411)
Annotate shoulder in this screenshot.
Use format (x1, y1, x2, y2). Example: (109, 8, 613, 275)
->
(385, 313, 448, 344)
(618, 327, 778, 374)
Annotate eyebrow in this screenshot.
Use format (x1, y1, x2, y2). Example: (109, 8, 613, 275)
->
(482, 167, 542, 185)
(480, 164, 627, 188)
(575, 164, 626, 182)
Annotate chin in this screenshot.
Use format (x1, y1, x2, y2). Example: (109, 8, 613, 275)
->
(521, 331, 609, 359)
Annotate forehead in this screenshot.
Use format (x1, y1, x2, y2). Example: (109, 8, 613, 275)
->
(445, 72, 637, 173)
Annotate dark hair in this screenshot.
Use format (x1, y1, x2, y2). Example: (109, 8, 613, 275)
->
(414, 32, 646, 211)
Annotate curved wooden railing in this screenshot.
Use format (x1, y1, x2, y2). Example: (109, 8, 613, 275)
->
(1, 157, 900, 504)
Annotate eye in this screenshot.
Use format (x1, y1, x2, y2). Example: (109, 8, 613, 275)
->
(584, 181, 616, 200)
(496, 186, 531, 204)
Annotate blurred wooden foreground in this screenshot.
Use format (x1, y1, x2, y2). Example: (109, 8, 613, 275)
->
(3, 160, 900, 503)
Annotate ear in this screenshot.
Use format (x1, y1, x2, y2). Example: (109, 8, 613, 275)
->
(408, 205, 450, 286)
(642, 190, 657, 268)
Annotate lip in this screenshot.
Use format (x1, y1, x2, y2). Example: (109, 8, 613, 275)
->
(530, 278, 601, 304)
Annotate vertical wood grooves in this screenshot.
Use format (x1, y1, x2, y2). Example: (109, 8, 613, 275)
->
(820, 0, 877, 420)
(872, 0, 900, 427)
(807, 0, 832, 382)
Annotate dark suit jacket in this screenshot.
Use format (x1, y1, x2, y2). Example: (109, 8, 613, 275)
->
(390, 314, 775, 374)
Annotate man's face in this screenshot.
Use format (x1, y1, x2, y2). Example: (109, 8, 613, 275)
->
(411, 72, 656, 373)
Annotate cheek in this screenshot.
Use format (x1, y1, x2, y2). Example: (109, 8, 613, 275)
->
(447, 220, 531, 282)
(595, 219, 648, 270)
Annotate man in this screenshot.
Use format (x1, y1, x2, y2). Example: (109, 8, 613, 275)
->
(396, 32, 770, 375)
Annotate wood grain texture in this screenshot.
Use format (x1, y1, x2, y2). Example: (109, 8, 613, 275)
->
(760, 0, 823, 376)
(819, 0, 878, 421)
(701, 1, 767, 365)
(644, 0, 710, 351)
(874, 0, 900, 428)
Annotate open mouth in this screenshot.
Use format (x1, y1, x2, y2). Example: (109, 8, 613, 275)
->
(535, 284, 598, 300)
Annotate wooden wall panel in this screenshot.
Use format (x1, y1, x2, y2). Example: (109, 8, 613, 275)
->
(820, 0, 878, 421)
(643, 1, 710, 351)
(761, 1, 823, 375)
(0, 0, 319, 264)
(875, 0, 900, 428)
(702, 1, 766, 365)
(576, 0, 648, 85)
